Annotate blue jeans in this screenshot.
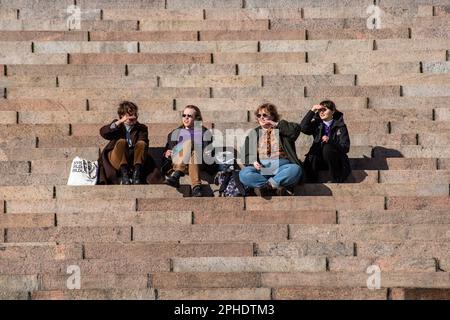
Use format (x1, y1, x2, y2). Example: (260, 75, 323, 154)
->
(239, 158, 302, 188)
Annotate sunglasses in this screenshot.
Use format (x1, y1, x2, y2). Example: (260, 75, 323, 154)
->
(182, 114, 194, 119)
(256, 113, 270, 119)
(318, 108, 328, 113)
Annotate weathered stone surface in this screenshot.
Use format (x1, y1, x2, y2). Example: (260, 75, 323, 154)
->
(32, 289, 156, 300)
(172, 257, 326, 272)
(85, 242, 253, 259)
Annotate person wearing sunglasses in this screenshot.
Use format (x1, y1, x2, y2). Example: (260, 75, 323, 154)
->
(161, 105, 215, 197)
(239, 103, 303, 196)
(300, 100, 351, 183)
(98, 101, 158, 185)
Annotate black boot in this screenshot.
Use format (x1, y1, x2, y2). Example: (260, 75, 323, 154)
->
(253, 182, 272, 197)
(192, 185, 203, 197)
(164, 170, 184, 188)
(120, 165, 131, 185)
(132, 165, 141, 185)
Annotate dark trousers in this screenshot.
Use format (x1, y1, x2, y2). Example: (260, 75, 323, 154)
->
(305, 143, 346, 183)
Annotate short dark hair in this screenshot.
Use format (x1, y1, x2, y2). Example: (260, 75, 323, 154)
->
(320, 100, 337, 112)
(184, 105, 203, 121)
(254, 103, 281, 122)
(118, 101, 138, 118)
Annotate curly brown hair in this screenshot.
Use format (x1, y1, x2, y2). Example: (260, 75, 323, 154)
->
(117, 101, 138, 118)
(254, 103, 281, 123)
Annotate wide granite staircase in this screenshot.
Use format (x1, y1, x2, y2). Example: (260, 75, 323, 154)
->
(1, 0, 450, 300)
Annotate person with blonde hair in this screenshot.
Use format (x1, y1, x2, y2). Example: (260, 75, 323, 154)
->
(162, 105, 216, 197)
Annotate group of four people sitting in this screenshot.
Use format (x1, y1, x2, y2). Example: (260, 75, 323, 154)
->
(97, 100, 351, 197)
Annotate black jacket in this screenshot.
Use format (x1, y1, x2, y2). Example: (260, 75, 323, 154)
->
(161, 125, 217, 176)
(300, 110, 351, 180)
(300, 110, 350, 155)
(241, 120, 302, 167)
(98, 120, 160, 184)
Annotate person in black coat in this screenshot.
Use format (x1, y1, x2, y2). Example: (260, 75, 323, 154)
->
(98, 101, 160, 185)
(300, 100, 351, 183)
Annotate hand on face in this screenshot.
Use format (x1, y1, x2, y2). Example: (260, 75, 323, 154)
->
(120, 113, 137, 125)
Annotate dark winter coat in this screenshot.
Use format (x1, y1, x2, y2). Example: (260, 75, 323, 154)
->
(300, 110, 352, 180)
(97, 120, 161, 185)
(241, 120, 303, 167)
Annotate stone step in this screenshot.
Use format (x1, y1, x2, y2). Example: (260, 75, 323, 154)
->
(56, 211, 192, 227)
(260, 39, 373, 52)
(32, 289, 156, 300)
(295, 184, 450, 197)
(336, 62, 420, 75)
(172, 256, 327, 272)
(102, 9, 204, 21)
(90, 31, 197, 41)
(392, 288, 450, 300)
(0, 19, 138, 32)
(193, 210, 336, 225)
(0, 275, 38, 291)
(40, 274, 148, 291)
(0, 186, 54, 200)
(0, 53, 67, 65)
(84, 242, 254, 260)
(139, 19, 269, 32)
(0, 242, 82, 260)
(308, 28, 409, 40)
(390, 120, 450, 134)
(255, 241, 354, 257)
(0, 161, 30, 175)
(0, 76, 56, 88)
(273, 286, 387, 300)
(307, 50, 447, 64)
(139, 41, 259, 53)
(133, 224, 287, 242)
(159, 288, 271, 300)
(387, 196, 450, 211)
(213, 52, 306, 64)
(0, 174, 66, 186)
(379, 170, 450, 183)
(246, 196, 385, 211)
(290, 224, 450, 242)
(33, 41, 138, 54)
(373, 146, 450, 158)
(261, 272, 450, 289)
(0, 147, 99, 161)
(6, 65, 126, 77)
(329, 256, 436, 272)
(200, 30, 306, 41)
(69, 53, 212, 65)
(357, 241, 450, 260)
(376, 38, 450, 51)
(350, 158, 438, 170)
(0, 31, 88, 41)
(0, 258, 169, 274)
(8, 87, 210, 99)
(0, 213, 55, 228)
(369, 96, 450, 109)
(5, 198, 136, 214)
(339, 210, 450, 224)
(357, 73, 450, 86)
